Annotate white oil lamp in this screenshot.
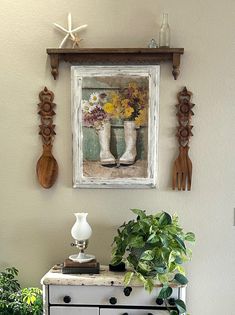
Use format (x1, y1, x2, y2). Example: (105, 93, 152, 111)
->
(69, 212, 95, 263)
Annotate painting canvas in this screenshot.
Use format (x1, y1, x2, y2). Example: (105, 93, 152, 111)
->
(72, 65, 159, 188)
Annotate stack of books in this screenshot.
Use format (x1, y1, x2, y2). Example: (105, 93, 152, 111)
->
(62, 259, 100, 274)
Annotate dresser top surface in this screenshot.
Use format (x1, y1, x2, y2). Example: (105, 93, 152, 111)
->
(41, 265, 185, 288)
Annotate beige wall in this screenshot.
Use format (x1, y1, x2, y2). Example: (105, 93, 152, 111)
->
(0, 0, 235, 313)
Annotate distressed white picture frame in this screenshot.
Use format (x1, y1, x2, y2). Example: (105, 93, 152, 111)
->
(71, 65, 159, 188)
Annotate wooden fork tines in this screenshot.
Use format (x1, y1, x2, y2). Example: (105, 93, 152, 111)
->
(173, 146, 192, 191)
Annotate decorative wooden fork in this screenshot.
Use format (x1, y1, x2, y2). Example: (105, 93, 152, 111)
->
(172, 146, 192, 191)
(172, 87, 194, 191)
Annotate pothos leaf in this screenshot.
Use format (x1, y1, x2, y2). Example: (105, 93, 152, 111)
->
(110, 256, 122, 266)
(147, 234, 159, 244)
(174, 273, 188, 285)
(170, 311, 178, 315)
(123, 272, 134, 286)
(131, 208, 146, 219)
(135, 272, 147, 286)
(128, 235, 145, 248)
(158, 273, 169, 284)
(175, 265, 185, 275)
(185, 232, 196, 242)
(144, 278, 154, 293)
(159, 212, 172, 227)
(175, 235, 187, 254)
(175, 299, 187, 314)
(175, 256, 183, 264)
(140, 250, 155, 261)
(158, 285, 173, 299)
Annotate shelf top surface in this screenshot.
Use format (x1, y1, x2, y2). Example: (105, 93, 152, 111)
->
(47, 48, 184, 54)
(41, 265, 185, 288)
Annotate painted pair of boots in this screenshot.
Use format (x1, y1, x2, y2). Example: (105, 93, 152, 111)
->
(98, 121, 137, 166)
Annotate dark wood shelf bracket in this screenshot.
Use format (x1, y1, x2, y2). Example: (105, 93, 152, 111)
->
(46, 48, 184, 80)
(50, 54, 60, 80)
(172, 53, 181, 80)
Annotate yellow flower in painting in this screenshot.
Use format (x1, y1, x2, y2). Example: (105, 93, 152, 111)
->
(132, 90, 139, 98)
(103, 102, 114, 114)
(121, 99, 129, 107)
(135, 108, 147, 127)
(135, 115, 143, 127)
(111, 93, 121, 107)
(128, 82, 138, 90)
(124, 106, 134, 118)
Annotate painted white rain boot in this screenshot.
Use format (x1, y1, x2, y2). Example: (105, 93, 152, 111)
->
(119, 121, 137, 165)
(98, 121, 116, 165)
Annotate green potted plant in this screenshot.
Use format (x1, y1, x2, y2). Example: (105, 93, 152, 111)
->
(111, 209, 195, 315)
(0, 267, 42, 314)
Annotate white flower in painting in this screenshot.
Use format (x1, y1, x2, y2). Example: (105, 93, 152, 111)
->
(82, 100, 90, 112)
(89, 92, 100, 104)
(88, 103, 98, 113)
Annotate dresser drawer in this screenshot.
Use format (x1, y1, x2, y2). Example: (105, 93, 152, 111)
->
(49, 285, 179, 307)
(100, 309, 169, 315)
(50, 306, 99, 314)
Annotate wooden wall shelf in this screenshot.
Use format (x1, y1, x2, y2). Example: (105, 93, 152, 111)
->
(46, 48, 184, 80)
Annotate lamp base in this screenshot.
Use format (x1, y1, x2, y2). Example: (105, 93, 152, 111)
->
(69, 253, 95, 263)
(62, 262, 100, 274)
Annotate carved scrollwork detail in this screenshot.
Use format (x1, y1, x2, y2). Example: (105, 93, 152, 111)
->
(176, 87, 194, 146)
(38, 87, 56, 145)
(176, 124, 193, 147)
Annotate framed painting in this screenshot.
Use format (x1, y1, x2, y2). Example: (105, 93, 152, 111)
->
(71, 65, 159, 188)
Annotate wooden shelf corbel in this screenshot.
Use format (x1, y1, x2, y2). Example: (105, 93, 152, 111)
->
(46, 48, 184, 80)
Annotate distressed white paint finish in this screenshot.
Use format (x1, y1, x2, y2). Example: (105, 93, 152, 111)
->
(100, 310, 169, 315)
(49, 285, 181, 306)
(71, 65, 160, 188)
(42, 265, 124, 286)
(41, 265, 185, 288)
(50, 306, 99, 315)
(42, 284, 49, 315)
(41, 266, 186, 314)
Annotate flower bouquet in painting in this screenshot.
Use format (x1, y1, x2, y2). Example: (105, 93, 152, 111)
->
(82, 92, 111, 130)
(82, 92, 116, 165)
(110, 82, 148, 127)
(109, 83, 148, 165)
(82, 83, 149, 166)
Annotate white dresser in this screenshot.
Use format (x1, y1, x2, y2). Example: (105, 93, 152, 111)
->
(41, 266, 186, 315)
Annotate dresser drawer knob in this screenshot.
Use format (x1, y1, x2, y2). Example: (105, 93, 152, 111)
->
(63, 295, 71, 303)
(123, 286, 132, 296)
(156, 298, 164, 305)
(168, 297, 175, 305)
(109, 297, 117, 305)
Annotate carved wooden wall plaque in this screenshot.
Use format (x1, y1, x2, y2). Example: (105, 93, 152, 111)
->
(172, 87, 195, 191)
(36, 87, 58, 188)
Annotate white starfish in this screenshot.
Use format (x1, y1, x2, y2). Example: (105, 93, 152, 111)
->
(54, 13, 87, 48)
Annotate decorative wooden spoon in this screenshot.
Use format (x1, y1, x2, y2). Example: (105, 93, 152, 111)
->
(36, 87, 58, 188)
(36, 144, 58, 188)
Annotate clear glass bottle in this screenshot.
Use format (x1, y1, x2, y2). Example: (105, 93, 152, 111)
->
(159, 13, 171, 47)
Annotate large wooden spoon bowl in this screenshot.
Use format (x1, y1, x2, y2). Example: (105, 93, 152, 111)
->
(36, 144, 58, 188)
